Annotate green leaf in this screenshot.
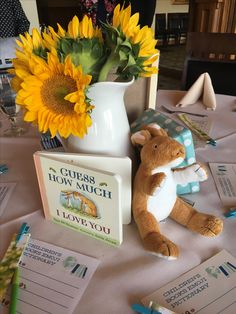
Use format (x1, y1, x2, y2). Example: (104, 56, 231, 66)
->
(111, 32, 118, 43)
(121, 40, 132, 49)
(119, 50, 128, 61)
(58, 51, 64, 63)
(91, 42, 103, 59)
(61, 40, 72, 55)
(72, 41, 81, 54)
(132, 44, 140, 58)
(116, 37, 123, 46)
(127, 54, 136, 66)
(81, 38, 92, 51)
(33, 45, 48, 59)
(120, 45, 131, 55)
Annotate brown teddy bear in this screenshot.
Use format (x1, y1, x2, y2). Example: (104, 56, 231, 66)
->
(131, 123, 223, 260)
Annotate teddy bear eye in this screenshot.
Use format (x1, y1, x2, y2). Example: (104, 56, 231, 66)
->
(153, 144, 158, 149)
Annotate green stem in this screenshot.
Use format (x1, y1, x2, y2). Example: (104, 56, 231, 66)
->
(98, 52, 119, 82)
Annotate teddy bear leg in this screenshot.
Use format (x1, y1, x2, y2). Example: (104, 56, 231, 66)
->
(135, 210, 179, 260)
(170, 197, 223, 237)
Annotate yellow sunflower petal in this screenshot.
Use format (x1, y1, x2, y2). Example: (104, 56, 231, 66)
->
(11, 76, 22, 92)
(113, 4, 121, 28)
(57, 23, 66, 37)
(64, 91, 79, 103)
(24, 110, 38, 121)
(43, 32, 57, 49)
(68, 16, 79, 38)
(32, 28, 43, 49)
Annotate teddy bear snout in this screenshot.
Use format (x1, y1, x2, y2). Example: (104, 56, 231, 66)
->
(172, 147, 185, 159)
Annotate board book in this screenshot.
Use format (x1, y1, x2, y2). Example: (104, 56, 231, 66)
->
(38, 151, 132, 224)
(33, 151, 131, 246)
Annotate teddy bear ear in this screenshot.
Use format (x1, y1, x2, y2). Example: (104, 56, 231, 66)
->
(131, 130, 152, 146)
(142, 123, 168, 137)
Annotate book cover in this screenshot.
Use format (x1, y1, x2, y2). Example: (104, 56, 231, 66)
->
(34, 152, 123, 246)
(36, 151, 132, 224)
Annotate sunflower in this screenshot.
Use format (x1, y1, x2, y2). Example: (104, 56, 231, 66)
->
(17, 29, 42, 53)
(112, 5, 157, 57)
(17, 28, 48, 59)
(9, 47, 34, 92)
(42, 26, 63, 51)
(112, 4, 140, 39)
(43, 14, 102, 52)
(67, 14, 102, 40)
(99, 4, 158, 81)
(10, 57, 31, 91)
(16, 53, 93, 139)
(51, 15, 106, 82)
(9, 29, 48, 92)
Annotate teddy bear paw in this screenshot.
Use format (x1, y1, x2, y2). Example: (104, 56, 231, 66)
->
(199, 216, 223, 236)
(153, 186, 162, 196)
(143, 232, 179, 260)
(192, 164, 208, 181)
(187, 213, 223, 236)
(152, 177, 167, 196)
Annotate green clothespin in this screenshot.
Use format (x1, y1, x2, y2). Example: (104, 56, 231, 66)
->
(0, 164, 8, 174)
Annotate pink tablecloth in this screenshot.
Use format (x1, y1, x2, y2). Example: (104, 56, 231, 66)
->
(0, 90, 236, 314)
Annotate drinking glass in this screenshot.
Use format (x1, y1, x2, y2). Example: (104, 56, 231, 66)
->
(0, 73, 26, 136)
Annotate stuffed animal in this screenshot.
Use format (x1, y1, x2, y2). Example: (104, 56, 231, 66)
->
(131, 123, 223, 260)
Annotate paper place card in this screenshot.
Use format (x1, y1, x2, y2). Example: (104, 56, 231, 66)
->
(209, 163, 236, 206)
(187, 115, 212, 149)
(142, 250, 236, 314)
(1, 238, 99, 314)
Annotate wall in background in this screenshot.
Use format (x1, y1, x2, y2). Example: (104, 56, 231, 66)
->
(156, 0, 189, 13)
(18, 1, 188, 33)
(20, 0, 40, 32)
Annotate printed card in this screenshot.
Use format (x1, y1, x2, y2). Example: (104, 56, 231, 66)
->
(209, 163, 236, 206)
(1, 238, 99, 314)
(142, 250, 236, 314)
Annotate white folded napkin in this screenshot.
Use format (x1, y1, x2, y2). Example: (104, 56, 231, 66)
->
(176, 72, 217, 110)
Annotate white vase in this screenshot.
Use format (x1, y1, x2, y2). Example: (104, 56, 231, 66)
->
(58, 78, 134, 158)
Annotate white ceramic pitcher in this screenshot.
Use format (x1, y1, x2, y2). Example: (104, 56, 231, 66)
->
(57, 78, 134, 158)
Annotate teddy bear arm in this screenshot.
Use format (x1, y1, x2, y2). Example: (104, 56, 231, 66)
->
(173, 163, 208, 185)
(143, 172, 166, 195)
(170, 197, 223, 237)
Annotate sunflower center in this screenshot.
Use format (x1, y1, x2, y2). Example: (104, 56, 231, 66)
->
(41, 74, 77, 114)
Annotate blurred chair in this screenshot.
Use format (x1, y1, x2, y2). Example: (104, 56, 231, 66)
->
(178, 13, 188, 44)
(182, 32, 236, 96)
(166, 13, 181, 45)
(155, 13, 167, 46)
